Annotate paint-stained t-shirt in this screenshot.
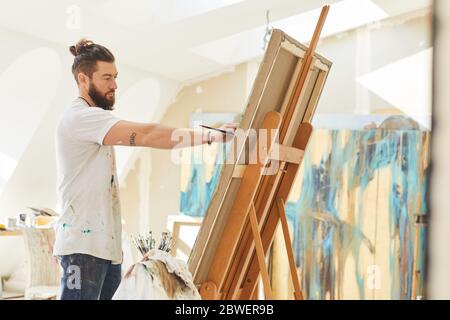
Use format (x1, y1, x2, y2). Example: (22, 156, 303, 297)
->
(54, 97, 123, 264)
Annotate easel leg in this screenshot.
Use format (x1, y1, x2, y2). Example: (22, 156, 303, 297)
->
(249, 203, 273, 300)
(276, 198, 304, 300)
(251, 283, 260, 300)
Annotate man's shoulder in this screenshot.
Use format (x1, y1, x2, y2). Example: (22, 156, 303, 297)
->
(61, 97, 82, 115)
(56, 99, 84, 133)
(61, 98, 95, 122)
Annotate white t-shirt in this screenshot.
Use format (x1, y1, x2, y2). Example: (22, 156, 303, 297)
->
(53, 97, 123, 264)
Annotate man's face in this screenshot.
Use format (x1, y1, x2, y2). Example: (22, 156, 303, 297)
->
(88, 61, 118, 110)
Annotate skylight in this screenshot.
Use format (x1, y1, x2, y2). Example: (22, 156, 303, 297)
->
(101, 0, 247, 29)
(190, 0, 389, 65)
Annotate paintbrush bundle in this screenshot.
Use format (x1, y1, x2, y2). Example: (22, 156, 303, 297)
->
(132, 231, 174, 257)
(132, 231, 155, 256)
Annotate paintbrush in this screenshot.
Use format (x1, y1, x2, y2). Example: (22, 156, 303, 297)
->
(132, 236, 145, 256)
(199, 124, 235, 136)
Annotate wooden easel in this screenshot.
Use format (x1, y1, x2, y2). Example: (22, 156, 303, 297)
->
(197, 6, 330, 300)
(199, 115, 312, 300)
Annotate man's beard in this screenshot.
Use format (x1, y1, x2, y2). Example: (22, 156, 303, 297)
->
(88, 83, 115, 110)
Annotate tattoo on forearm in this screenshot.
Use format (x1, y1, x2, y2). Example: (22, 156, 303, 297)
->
(129, 132, 136, 146)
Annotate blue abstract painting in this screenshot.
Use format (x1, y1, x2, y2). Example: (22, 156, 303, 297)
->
(180, 127, 430, 299)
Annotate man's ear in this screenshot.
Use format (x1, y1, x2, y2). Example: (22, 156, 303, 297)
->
(77, 72, 89, 87)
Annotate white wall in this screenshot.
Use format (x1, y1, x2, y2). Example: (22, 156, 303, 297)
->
(316, 10, 431, 116)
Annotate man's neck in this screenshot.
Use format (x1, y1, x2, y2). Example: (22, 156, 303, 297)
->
(78, 93, 95, 107)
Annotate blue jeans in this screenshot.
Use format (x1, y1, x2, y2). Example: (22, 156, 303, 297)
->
(59, 253, 122, 300)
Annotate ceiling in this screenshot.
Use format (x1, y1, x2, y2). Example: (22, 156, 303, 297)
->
(0, 0, 432, 82)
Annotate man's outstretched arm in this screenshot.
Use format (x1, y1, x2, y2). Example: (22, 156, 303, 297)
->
(103, 120, 237, 149)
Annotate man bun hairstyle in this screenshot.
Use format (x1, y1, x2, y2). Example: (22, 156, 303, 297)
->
(70, 38, 115, 83)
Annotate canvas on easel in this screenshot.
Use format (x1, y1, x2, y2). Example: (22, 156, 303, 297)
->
(188, 6, 332, 300)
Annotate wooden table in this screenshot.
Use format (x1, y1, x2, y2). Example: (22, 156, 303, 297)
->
(0, 229, 23, 236)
